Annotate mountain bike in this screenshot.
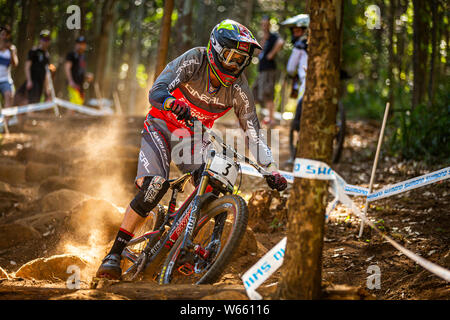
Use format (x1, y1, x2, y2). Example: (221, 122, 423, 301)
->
(288, 100, 345, 164)
(120, 115, 272, 285)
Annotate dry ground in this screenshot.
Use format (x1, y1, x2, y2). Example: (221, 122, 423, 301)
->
(0, 110, 448, 300)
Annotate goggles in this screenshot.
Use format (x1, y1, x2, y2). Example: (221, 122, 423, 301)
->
(218, 48, 250, 73)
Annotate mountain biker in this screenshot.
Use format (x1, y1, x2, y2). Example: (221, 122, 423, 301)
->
(281, 14, 309, 165)
(96, 19, 288, 280)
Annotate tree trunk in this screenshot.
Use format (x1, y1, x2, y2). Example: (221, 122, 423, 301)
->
(128, 2, 144, 114)
(79, 0, 88, 33)
(5, 0, 16, 27)
(276, 0, 343, 300)
(395, 0, 408, 96)
(387, 0, 396, 114)
(412, 0, 429, 109)
(14, 0, 39, 86)
(427, 0, 438, 106)
(53, 0, 76, 98)
(154, 0, 175, 81)
(173, 0, 193, 57)
(244, 0, 255, 28)
(94, 0, 116, 91)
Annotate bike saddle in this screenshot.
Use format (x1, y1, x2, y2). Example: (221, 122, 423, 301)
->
(168, 173, 192, 193)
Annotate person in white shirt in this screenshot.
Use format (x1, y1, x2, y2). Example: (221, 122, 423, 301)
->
(0, 25, 18, 109)
(281, 14, 309, 165)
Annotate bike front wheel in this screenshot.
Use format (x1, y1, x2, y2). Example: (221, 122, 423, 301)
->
(158, 195, 248, 285)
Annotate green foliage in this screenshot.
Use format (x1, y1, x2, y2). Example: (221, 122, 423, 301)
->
(388, 98, 450, 164)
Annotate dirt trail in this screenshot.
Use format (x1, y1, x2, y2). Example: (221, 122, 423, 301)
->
(0, 113, 448, 300)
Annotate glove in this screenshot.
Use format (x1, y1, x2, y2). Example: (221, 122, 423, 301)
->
(170, 99, 191, 121)
(265, 172, 287, 191)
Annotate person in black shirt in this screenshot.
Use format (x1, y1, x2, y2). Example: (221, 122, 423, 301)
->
(64, 36, 92, 105)
(16, 30, 51, 104)
(253, 16, 284, 127)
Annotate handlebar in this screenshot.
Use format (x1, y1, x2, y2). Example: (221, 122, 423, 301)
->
(165, 102, 272, 177)
(182, 112, 272, 177)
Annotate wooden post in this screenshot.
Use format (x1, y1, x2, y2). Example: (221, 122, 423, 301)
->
(358, 102, 390, 237)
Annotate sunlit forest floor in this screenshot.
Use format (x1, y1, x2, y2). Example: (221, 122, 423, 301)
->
(0, 111, 448, 300)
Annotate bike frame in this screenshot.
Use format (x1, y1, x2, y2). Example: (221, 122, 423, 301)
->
(122, 118, 271, 280)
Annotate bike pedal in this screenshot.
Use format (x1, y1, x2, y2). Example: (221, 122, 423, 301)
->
(178, 263, 194, 276)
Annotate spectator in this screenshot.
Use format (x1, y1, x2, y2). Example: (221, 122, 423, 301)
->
(16, 29, 51, 105)
(253, 15, 284, 127)
(0, 25, 18, 109)
(281, 14, 310, 165)
(64, 36, 93, 105)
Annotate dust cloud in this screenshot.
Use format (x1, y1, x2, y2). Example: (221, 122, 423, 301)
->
(49, 117, 136, 277)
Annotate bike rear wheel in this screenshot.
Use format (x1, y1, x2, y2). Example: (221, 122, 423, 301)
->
(158, 195, 248, 285)
(288, 100, 346, 165)
(332, 101, 346, 163)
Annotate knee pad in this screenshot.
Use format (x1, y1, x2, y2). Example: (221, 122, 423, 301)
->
(130, 176, 169, 218)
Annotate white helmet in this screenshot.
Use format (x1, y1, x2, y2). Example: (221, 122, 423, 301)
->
(281, 14, 310, 28)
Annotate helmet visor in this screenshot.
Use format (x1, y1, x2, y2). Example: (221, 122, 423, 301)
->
(219, 48, 250, 74)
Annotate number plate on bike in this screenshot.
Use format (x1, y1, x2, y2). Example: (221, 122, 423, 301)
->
(207, 155, 239, 190)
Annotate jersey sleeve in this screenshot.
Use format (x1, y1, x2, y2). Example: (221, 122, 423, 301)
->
(297, 49, 308, 83)
(149, 47, 203, 110)
(286, 47, 301, 76)
(232, 76, 275, 168)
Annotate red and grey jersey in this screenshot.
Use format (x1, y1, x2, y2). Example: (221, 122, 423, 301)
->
(145, 47, 274, 168)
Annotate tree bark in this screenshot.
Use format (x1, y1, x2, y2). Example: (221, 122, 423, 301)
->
(427, 0, 438, 106)
(412, 0, 429, 109)
(5, 0, 16, 27)
(94, 0, 116, 91)
(173, 0, 193, 57)
(395, 0, 408, 96)
(154, 0, 175, 81)
(14, 0, 39, 86)
(276, 0, 343, 300)
(387, 0, 396, 114)
(128, 2, 144, 114)
(243, 0, 254, 26)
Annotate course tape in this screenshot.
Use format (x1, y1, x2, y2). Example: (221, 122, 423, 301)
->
(239, 161, 369, 197)
(366, 167, 449, 202)
(0, 101, 57, 117)
(240, 161, 448, 202)
(0, 98, 112, 124)
(54, 98, 113, 116)
(241, 158, 450, 300)
(241, 237, 287, 300)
